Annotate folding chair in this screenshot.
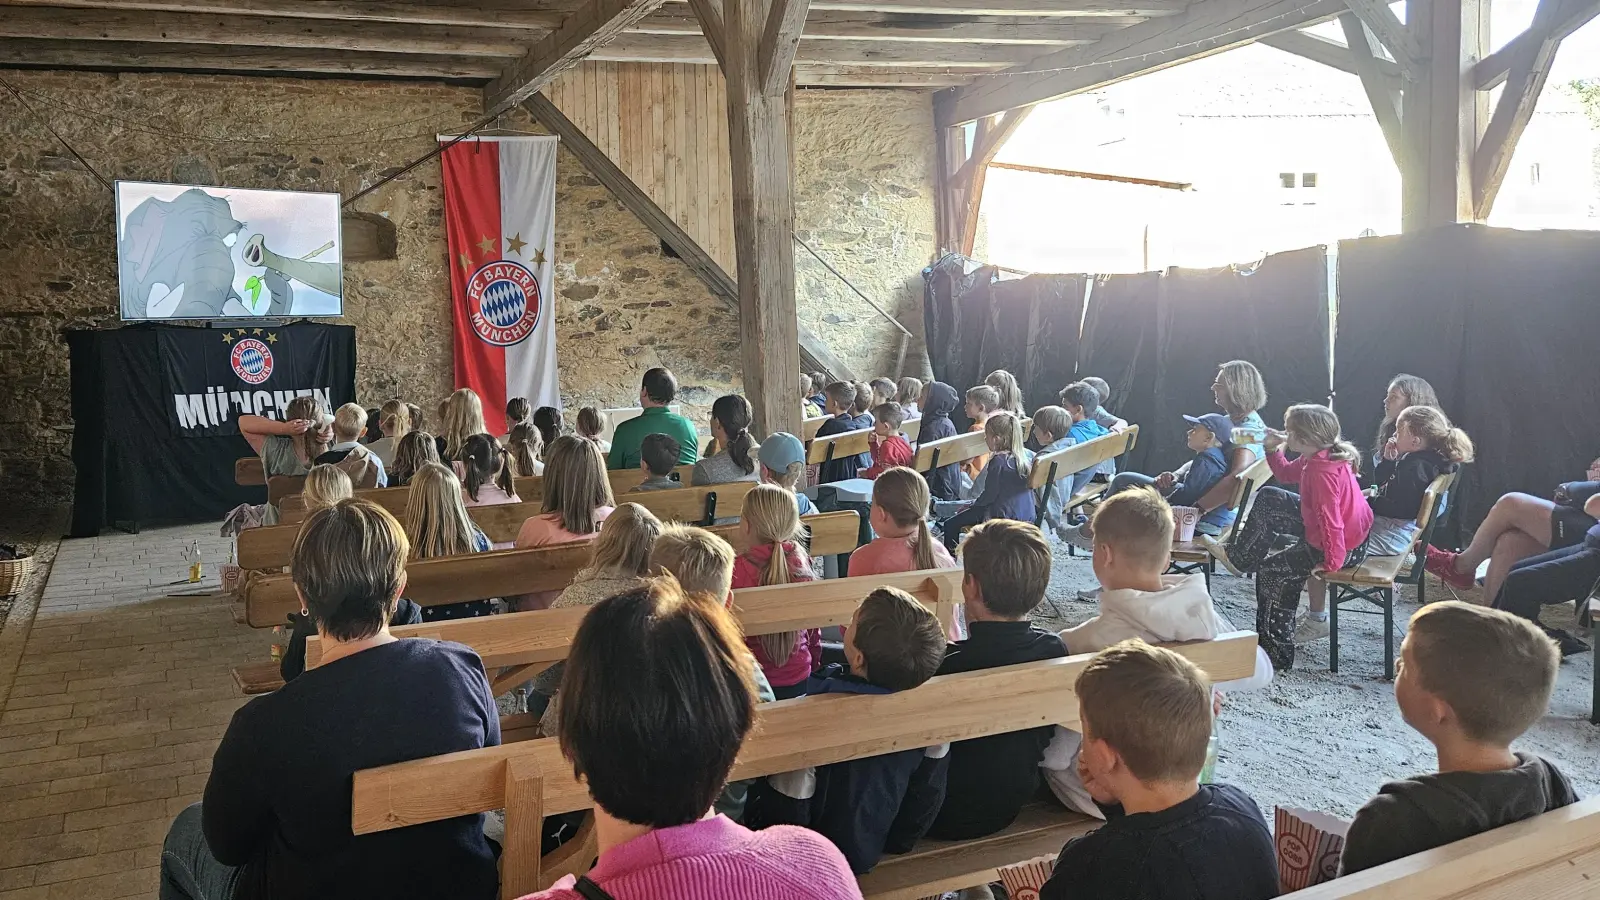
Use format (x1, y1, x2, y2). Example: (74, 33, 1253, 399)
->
(1168, 457, 1273, 591)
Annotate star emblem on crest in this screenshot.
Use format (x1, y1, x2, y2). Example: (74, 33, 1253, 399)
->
(266, 333, 279, 344)
(221, 331, 235, 343)
(459, 252, 473, 274)
(532, 247, 548, 267)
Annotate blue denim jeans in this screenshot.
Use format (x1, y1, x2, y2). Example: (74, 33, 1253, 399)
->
(161, 803, 242, 900)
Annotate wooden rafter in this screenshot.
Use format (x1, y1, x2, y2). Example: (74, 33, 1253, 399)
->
(635, 10, 1130, 43)
(946, 0, 1347, 125)
(1341, 0, 1421, 78)
(1473, 0, 1600, 89)
(1258, 28, 1400, 85)
(793, 0, 1188, 15)
(932, 99, 1030, 257)
(483, 0, 670, 117)
(683, 0, 725, 66)
(1341, 12, 1408, 171)
(759, 0, 812, 92)
(0, 0, 579, 28)
(587, 33, 1040, 66)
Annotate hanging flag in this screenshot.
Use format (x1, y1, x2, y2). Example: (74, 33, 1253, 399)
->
(439, 134, 560, 416)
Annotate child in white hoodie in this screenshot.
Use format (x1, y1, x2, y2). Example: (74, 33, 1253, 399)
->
(1041, 488, 1273, 816)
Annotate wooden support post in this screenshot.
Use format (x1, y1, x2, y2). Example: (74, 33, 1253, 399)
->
(1341, 13, 1409, 173)
(716, 0, 811, 438)
(500, 757, 545, 900)
(1400, 0, 1486, 231)
(933, 98, 1032, 257)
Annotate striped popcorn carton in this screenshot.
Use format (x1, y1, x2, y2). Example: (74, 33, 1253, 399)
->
(996, 854, 1057, 900)
(1275, 806, 1350, 893)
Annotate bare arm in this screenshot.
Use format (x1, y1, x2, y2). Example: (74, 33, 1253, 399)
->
(1585, 493, 1600, 520)
(237, 414, 307, 455)
(1194, 444, 1257, 514)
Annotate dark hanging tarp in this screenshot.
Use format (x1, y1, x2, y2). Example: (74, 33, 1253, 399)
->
(1080, 272, 1162, 472)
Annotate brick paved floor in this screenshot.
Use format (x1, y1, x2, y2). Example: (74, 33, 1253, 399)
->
(0, 525, 273, 900)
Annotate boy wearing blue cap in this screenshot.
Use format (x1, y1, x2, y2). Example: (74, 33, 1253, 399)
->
(758, 432, 816, 516)
(1060, 413, 1234, 549)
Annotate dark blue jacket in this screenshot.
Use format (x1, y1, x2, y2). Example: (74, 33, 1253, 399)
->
(968, 452, 1036, 524)
(743, 665, 948, 874)
(815, 413, 862, 484)
(1169, 446, 1232, 529)
(919, 382, 962, 500)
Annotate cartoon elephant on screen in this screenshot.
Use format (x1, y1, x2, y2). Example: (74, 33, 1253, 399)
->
(118, 188, 245, 319)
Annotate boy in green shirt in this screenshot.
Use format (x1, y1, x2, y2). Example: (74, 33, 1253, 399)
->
(607, 367, 702, 470)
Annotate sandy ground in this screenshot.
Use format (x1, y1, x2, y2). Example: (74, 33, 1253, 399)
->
(1031, 544, 1600, 821)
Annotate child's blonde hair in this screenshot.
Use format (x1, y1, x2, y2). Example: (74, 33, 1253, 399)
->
(379, 399, 411, 437)
(460, 433, 515, 501)
(985, 369, 1024, 416)
(302, 464, 352, 511)
(1396, 405, 1473, 464)
(1090, 488, 1173, 572)
(404, 462, 482, 559)
(333, 402, 367, 443)
(966, 384, 1001, 415)
(650, 524, 736, 602)
(984, 412, 1032, 478)
(406, 403, 424, 433)
(507, 423, 544, 477)
(762, 461, 807, 493)
(442, 388, 487, 460)
(542, 435, 615, 535)
(1031, 405, 1071, 443)
(1284, 404, 1361, 474)
(871, 467, 938, 571)
(581, 502, 662, 579)
(896, 377, 923, 407)
(869, 377, 897, 409)
(740, 484, 811, 663)
(1407, 602, 1558, 745)
(1078, 640, 1213, 783)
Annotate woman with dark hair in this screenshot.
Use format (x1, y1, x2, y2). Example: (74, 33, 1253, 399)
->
(516, 579, 861, 900)
(693, 394, 760, 487)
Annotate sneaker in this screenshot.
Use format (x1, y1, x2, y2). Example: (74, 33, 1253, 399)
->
(1423, 546, 1475, 590)
(1294, 616, 1331, 644)
(1076, 587, 1102, 602)
(1199, 535, 1243, 577)
(1547, 627, 1590, 658)
(1055, 522, 1095, 552)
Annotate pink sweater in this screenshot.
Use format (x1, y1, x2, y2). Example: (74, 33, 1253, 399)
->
(732, 541, 821, 688)
(517, 815, 861, 900)
(1267, 449, 1374, 565)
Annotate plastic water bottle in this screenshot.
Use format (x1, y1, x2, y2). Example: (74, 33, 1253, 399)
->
(1200, 719, 1221, 784)
(183, 541, 203, 583)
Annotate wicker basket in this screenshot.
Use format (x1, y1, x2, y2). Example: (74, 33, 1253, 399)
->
(0, 552, 33, 598)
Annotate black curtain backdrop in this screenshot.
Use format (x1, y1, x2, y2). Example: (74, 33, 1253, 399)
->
(67, 323, 357, 536)
(1080, 272, 1162, 472)
(1336, 225, 1600, 537)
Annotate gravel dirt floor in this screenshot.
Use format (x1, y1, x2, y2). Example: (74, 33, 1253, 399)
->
(1031, 541, 1600, 822)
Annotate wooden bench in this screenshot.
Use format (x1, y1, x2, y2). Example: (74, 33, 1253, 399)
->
(1281, 796, 1600, 898)
(1168, 456, 1273, 590)
(1029, 426, 1140, 529)
(277, 465, 697, 521)
(236, 456, 265, 486)
(902, 417, 920, 443)
(911, 430, 989, 475)
(1326, 471, 1455, 679)
(239, 510, 861, 630)
(267, 475, 305, 508)
(807, 426, 873, 466)
(349, 632, 1259, 900)
(802, 415, 829, 441)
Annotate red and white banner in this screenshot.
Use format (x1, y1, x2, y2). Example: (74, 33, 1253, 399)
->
(439, 135, 560, 415)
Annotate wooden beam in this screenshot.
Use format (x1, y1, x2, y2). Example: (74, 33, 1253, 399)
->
(946, 0, 1347, 125)
(0, 0, 578, 28)
(1400, 0, 1487, 230)
(588, 32, 1038, 65)
(800, 0, 1188, 15)
(1341, 12, 1409, 172)
(523, 92, 853, 382)
(0, 6, 544, 56)
(989, 160, 1192, 190)
(684, 0, 726, 67)
(934, 95, 971, 253)
(1472, 0, 1599, 89)
(957, 106, 1030, 255)
(795, 67, 978, 85)
(759, 0, 812, 94)
(483, 0, 669, 117)
(636, 9, 1129, 43)
(0, 37, 503, 78)
(1343, 0, 1423, 78)
(1471, 0, 1574, 218)
(1258, 28, 1401, 84)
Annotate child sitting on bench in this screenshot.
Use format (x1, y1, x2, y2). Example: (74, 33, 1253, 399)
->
(1041, 489, 1272, 815)
(1339, 602, 1575, 875)
(862, 403, 914, 480)
(745, 586, 950, 874)
(317, 402, 387, 488)
(505, 422, 543, 477)
(515, 436, 616, 610)
(942, 413, 1036, 551)
(757, 432, 815, 515)
(407, 462, 495, 621)
(1056, 381, 1111, 498)
(631, 433, 683, 492)
(815, 381, 866, 484)
(929, 520, 1066, 840)
(1039, 641, 1278, 900)
(459, 432, 521, 513)
(301, 464, 352, 513)
(733, 485, 820, 700)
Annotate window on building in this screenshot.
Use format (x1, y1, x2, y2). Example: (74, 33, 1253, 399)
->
(1280, 172, 1296, 189)
(1302, 173, 1318, 188)
(1529, 163, 1542, 186)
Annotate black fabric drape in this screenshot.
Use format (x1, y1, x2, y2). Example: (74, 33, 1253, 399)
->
(67, 323, 357, 535)
(1080, 272, 1162, 472)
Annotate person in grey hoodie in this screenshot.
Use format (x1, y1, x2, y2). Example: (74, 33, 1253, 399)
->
(917, 381, 962, 501)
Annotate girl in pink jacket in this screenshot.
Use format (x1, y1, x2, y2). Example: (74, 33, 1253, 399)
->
(732, 485, 821, 699)
(1203, 404, 1372, 669)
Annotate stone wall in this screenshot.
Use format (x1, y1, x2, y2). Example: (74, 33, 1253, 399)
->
(0, 71, 933, 504)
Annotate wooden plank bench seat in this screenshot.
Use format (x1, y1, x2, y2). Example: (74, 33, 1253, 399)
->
(856, 802, 1096, 900)
(349, 632, 1258, 900)
(807, 426, 873, 466)
(239, 510, 860, 629)
(911, 430, 989, 475)
(1168, 456, 1273, 589)
(1029, 426, 1140, 525)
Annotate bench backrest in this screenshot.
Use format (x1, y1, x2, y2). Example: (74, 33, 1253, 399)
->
(349, 632, 1258, 898)
(1394, 471, 1457, 583)
(902, 417, 920, 443)
(267, 475, 305, 507)
(1281, 797, 1600, 899)
(912, 430, 989, 474)
(1214, 456, 1275, 541)
(236, 456, 265, 486)
(802, 415, 829, 441)
(599, 405, 684, 444)
(278, 465, 697, 520)
(806, 427, 873, 465)
(306, 566, 962, 672)
(1027, 427, 1140, 491)
(243, 510, 860, 627)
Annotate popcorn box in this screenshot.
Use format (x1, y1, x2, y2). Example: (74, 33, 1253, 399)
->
(1275, 806, 1350, 893)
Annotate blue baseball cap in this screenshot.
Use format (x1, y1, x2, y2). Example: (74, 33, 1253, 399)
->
(759, 432, 807, 470)
(1182, 413, 1234, 445)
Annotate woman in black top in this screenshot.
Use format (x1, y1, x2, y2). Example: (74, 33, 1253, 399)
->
(160, 500, 500, 900)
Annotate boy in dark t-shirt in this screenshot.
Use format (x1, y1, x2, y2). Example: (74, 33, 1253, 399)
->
(1340, 602, 1577, 874)
(1041, 641, 1277, 900)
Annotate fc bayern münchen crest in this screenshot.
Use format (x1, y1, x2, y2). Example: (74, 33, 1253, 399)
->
(467, 260, 542, 347)
(230, 338, 274, 385)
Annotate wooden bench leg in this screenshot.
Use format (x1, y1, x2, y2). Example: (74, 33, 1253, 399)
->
(502, 757, 544, 900)
(1592, 638, 1599, 726)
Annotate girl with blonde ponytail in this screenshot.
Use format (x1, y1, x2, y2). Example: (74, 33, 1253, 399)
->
(405, 462, 494, 621)
(1358, 405, 1471, 556)
(939, 412, 1038, 551)
(852, 467, 964, 638)
(730, 484, 818, 699)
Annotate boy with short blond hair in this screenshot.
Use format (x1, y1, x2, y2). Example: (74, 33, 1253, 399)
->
(1041, 489, 1272, 815)
(1339, 602, 1574, 875)
(862, 402, 913, 480)
(928, 520, 1067, 840)
(746, 587, 950, 872)
(1040, 640, 1278, 900)
(316, 402, 387, 488)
